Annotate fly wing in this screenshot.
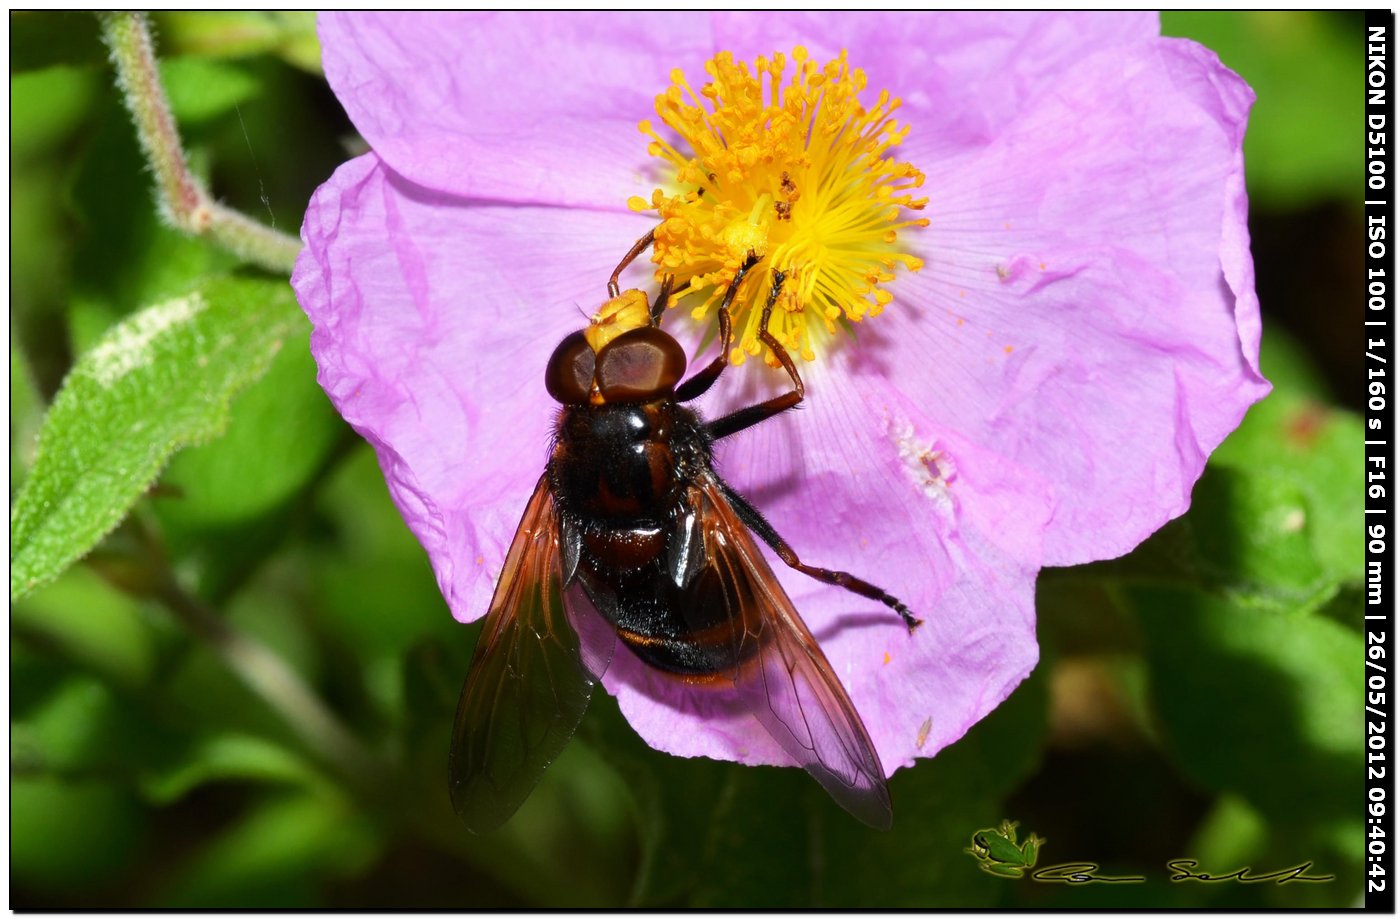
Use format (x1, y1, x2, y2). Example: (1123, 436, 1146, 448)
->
(448, 474, 605, 832)
(694, 476, 893, 830)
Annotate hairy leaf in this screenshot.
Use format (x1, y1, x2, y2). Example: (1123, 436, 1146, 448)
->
(10, 277, 305, 600)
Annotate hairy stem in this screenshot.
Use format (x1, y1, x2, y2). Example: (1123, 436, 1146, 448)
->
(99, 11, 302, 274)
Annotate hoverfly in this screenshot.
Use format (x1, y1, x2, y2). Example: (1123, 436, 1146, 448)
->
(449, 231, 921, 831)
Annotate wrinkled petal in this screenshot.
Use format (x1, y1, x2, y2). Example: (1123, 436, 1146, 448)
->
(712, 12, 1159, 159)
(293, 153, 654, 619)
(818, 37, 1265, 566)
(319, 12, 714, 208)
(320, 13, 1159, 206)
(322, 13, 1262, 567)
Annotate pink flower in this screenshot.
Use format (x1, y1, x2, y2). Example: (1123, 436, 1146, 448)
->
(293, 13, 1266, 778)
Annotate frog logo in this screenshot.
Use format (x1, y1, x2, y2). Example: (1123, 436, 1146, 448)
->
(966, 820, 1045, 878)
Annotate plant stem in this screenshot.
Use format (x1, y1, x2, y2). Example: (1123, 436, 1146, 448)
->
(152, 568, 384, 787)
(98, 513, 384, 791)
(99, 11, 302, 275)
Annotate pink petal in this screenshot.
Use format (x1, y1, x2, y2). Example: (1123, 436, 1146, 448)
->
(318, 12, 713, 208)
(321, 13, 1160, 203)
(868, 37, 1269, 566)
(293, 153, 656, 620)
(712, 12, 1159, 158)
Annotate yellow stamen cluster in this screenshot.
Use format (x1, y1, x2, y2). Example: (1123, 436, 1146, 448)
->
(628, 47, 928, 365)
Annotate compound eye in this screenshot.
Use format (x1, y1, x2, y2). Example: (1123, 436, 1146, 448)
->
(594, 327, 687, 403)
(545, 331, 596, 404)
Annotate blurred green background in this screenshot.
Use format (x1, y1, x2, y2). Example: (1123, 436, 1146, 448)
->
(9, 11, 1368, 908)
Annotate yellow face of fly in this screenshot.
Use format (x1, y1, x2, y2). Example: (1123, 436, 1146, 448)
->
(584, 289, 652, 354)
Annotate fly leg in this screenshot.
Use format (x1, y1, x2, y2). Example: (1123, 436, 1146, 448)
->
(607, 228, 656, 298)
(716, 478, 922, 632)
(704, 269, 803, 440)
(674, 252, 761, 402)
(651, 273, 677, 325)
(607, 228, 678, 323)
(706, 270, 920, 631)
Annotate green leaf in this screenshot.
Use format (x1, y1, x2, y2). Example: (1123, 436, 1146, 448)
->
(815, 667, 1048, 908)
(1133, 586, 1362, 829)
(671, 668, 1048, 907)
(145, 334, 345, 600)
(140, 733, 326, 804)
(486, 740, 638, 906)
(156, 326, 340, 531)
(11, 64, 102, 161)
(68, 92, 238, 335)
(1255, 324, 1332, 402)
(160, 56, 261, 126)
(10, 276, 306, 601)
(12, 637, 67, 719)
(1209, 393, 1363, 593)
(11, 668, 324, 805)
(152, 11, 322, 74)
(12, 776, 147, 895)
(1162, 11, 1361, 208)
(11, 333, 44, 488)
(594, 666, 1047, 907)
(1187, 796, 1361, 908)
(13, 66, 104, 396)
(1187, 794, 1270, 871)
(11, 675, 182, 782)
(9, 11, 107, 73)
(688, 753, 1009, 909)
(688, 766, 821, 908)
(567, 691, 736, 906)
(11, 565, 158, 690)
(157, 790, 380, 907)
(1173, 466, 1337, 610)
(310, 447, 455, 669)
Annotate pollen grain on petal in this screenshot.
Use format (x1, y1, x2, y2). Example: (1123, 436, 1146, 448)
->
(631, 48, 928, 366)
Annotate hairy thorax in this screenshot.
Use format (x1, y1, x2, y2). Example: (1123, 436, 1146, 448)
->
(551, 400, 708, 530)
